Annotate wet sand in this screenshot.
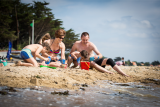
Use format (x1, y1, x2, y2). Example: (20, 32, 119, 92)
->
(0, 63, 160, 90)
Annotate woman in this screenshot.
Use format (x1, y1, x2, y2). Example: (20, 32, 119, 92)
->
(41, 29, 66, 67)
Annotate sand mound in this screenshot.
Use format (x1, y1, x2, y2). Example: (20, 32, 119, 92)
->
(0, 64, 160, 90)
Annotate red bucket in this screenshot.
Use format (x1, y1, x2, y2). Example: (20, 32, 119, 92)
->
(81, 62, 90, 70)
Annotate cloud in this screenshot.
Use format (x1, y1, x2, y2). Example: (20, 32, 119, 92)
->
(126, 33, 148, 38)
(109, 22, 126, 29)
(141, 20, 152, 28)
(20, 0, 160, 62)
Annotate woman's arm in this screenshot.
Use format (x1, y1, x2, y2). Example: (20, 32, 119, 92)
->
(61, 42, 65, 60)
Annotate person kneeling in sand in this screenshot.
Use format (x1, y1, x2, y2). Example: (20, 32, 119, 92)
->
(68, 50, 89, 68)
(15, 42, 51, 67)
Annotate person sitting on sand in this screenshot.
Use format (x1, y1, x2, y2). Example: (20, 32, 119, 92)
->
(68, 32, 129, 76)
(115, 57, 125, 66)
(15, 42, 51, 67)
(68, 50, 89, 68)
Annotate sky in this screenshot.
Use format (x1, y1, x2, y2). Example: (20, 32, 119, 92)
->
(21, 0, 160, 63)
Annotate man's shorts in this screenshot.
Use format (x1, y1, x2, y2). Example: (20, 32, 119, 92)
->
(20, 49, 33, 59)
(93, 58, 106, 68)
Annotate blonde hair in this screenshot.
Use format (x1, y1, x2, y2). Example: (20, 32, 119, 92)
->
(55, 29, 66, 38)
(41, 33, 51, 43)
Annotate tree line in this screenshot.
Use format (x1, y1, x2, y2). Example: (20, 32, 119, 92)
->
(0, 0, 79, 56)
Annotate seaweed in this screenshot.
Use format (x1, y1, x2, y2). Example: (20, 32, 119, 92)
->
(0, 91, 8, 95)
(51, 90, 69, 95)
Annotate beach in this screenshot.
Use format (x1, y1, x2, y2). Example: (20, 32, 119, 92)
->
(0, 63, 160, 90)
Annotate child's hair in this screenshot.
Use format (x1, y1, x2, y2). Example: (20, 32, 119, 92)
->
(41, 33, 51, 43)
(80, 50, 89, 58)
(42, 42, 51, 51)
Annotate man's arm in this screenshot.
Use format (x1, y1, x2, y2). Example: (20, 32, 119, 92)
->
(61, 42, 65, 60)
(69, 42, 78, 55)
(92, 43, 103, 59)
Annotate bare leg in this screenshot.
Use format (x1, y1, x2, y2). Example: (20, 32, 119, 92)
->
(67, 56, 73, 67)
(113, 65, 129, 76)
(101, 58, 129, 76)
(15, 61, 33, 66)
(48, 61, 61, 67)
(71, 60, 78, 68)
(90, 61, 113, 74)
(67, 56, 78, 68)
(15, 57, 39, 67)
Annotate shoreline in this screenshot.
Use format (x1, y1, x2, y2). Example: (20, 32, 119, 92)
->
(0, 63, 160, 90)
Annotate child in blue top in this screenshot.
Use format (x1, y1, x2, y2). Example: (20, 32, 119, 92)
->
(68, 50, 89, 68)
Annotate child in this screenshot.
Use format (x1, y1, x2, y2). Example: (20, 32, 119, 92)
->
(15, 42, 51, 67)
(68, 50, 89, 68)
(39, 33, 51, 45)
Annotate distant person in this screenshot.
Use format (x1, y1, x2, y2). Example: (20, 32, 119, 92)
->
(122, 57, 125, 66)
(15, 42, 51, 67)
(68, 32, 129, 76)
(115, 57, 125, 66)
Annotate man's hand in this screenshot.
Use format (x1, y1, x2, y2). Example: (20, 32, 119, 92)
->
(94, 55, 99, 59)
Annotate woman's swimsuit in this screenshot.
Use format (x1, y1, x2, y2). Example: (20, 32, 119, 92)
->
(49, 39, 61, 54)
(50, 49, 60, 54)
(20, 49, 33, 59)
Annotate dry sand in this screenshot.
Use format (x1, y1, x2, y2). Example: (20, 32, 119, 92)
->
(0, 63, 160, 90)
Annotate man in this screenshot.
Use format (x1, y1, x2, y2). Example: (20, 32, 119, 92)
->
(68, 32, 129, 76)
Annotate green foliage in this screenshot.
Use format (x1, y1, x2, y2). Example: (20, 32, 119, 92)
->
(151, 61, 160, 66)
(144, 62, 150, 66)
(114, 57, 122, 62)
(0, 0, 17, 42)
(125, 60, 132, 66)
(136, 62, 141, 66)
(63, 29, 80, 52)
(0, 0, 79, 52)
(17, 44, 22, 50)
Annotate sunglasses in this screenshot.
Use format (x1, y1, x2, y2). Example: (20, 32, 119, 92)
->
(59, 37, 64, 39)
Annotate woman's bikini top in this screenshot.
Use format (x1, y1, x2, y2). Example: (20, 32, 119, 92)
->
(50, 49, 60, 54)
(49, 39, 61, 54)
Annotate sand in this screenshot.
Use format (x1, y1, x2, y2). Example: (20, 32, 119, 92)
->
(0, 63, 160, 90)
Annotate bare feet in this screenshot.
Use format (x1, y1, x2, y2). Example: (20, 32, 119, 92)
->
(122, 74, 130, 77)
(0, 63, 4, 67)
(108, 72, 114, 74)
(15, 61, 22, 66)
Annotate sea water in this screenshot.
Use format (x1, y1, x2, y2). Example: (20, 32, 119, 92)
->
(0, 81, 160, 107)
